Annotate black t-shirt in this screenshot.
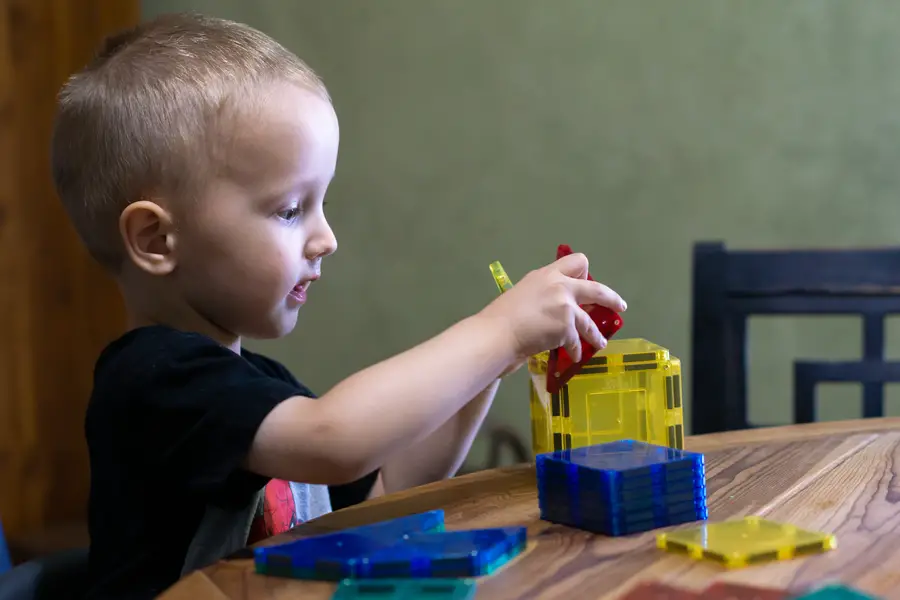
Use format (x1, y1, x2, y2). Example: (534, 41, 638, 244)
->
(83, 325, 377, 599)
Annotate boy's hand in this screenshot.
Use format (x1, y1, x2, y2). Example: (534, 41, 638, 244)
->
(480, 253, 626, 364)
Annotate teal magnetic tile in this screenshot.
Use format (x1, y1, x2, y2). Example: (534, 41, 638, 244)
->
(331, 578, 476, 599)
(792, 584, 881, 600)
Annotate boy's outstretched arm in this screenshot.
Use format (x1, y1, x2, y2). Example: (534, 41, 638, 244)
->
(377, 378, 501, 495)
(246, 253, 625, 487)
(249, 313, 512, 486)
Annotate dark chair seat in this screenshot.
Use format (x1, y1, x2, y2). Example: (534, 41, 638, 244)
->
(0, 547, 88, 600)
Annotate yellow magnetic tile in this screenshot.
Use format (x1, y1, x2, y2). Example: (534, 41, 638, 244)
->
(528, 339, 685, 456)
(656, 517, 837, 568)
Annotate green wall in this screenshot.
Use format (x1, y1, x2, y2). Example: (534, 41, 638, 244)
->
(142, 0, 900, 465)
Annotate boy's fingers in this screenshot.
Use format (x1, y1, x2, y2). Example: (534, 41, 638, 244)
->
(553, 252, 590, 280)
(574, 306, 607, 351)
(568, 278, 627, 312)
(563, 325, 582, 364)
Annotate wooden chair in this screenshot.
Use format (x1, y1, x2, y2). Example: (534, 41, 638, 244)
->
(0, 548, 88, 600)
(691, 241, 900, 434)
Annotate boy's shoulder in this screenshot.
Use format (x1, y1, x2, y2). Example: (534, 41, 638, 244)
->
(90, 325, 312, 410)
(84, 324, 312, 480)
(82, 326, 318, 598)
(95, 324, 302, 385)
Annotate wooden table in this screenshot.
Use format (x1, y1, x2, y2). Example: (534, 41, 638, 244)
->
(160, 418, 900, 599)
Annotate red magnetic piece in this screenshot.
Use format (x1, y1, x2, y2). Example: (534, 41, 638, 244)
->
(701, 582, 789, 600)
(617, 582, 701, 600)
(546, 244, 623, 395)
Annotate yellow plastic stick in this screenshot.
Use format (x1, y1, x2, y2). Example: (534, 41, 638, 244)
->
(489, 261, 547, 367)
(489, 261, 514, 294)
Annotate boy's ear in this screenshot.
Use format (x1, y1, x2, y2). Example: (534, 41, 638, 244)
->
(119, 200, 177, 275)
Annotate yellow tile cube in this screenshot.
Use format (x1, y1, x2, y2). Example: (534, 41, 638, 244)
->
(528, 338, 685, 455)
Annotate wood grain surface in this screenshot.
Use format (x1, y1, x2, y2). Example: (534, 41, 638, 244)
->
(159, 418, 900, 599)
(0, 0, 135, 539)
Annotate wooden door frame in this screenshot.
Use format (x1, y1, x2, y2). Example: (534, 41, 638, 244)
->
(0, 0, 138, 540)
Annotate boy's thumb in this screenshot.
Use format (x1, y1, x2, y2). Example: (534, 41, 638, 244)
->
(554, 252, 590, 279)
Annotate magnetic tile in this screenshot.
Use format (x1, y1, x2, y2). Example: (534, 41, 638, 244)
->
(616, 581, 700, 600)
(256, 524, 526, 581)
(331, 578, 476, 600)
(792, 584, 881, 600)
(656, 517, 836, 569)
(702, 581, 790, 600)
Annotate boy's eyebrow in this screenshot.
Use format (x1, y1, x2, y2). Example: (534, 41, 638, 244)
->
(254, 173, 335, 206)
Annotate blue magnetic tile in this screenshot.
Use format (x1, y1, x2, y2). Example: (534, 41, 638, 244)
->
(536, 440, 706, 524)
(537, 441, 707, 532)
(537, 473, 706, 501)
(332, 578, 477, 600)
(577, 486, 707, 511)
(538, 486, 706, 515)
(255, 511, 446, 574)
(540, 496, 707, 528)
(537, 460, 704, 495)
(256, 524, 526, 581)
(577, 463, 704, 491)
(362, 528, 526, 579)
(586, 507, 706, 536)
(537, 472, 706, 501)
(328, 510, 446, 539)
(536, 440, 704, 479)
(258, 532, 388, 579)
(537, 459, 702, 484)
(541, 504, 707, 537)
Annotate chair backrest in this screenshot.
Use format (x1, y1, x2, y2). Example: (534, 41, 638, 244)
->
(0, 548, 89, 600)
(691, 241, 900, 434)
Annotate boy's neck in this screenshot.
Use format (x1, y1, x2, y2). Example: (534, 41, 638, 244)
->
(119, 278, 242, 354)
(126, 310, 242, 354)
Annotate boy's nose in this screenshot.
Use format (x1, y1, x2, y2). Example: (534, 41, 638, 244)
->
(305, 225, 338, 259)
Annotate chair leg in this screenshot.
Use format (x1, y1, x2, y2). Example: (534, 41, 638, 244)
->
(793, 363, 816, 424)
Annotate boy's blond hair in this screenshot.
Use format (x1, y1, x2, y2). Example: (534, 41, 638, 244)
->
(51, 12, 329, 270)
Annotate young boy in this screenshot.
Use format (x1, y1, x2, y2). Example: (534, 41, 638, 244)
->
(50, 12, 626, 599)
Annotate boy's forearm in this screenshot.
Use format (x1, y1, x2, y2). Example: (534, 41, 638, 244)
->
(380, 378, 500, 494)
(250, 314, 514, 485)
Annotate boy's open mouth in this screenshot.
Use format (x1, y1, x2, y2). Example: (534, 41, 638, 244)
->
(288, 282, 309, 303)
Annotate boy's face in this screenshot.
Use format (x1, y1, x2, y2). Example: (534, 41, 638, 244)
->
(174, 82, 340, 340)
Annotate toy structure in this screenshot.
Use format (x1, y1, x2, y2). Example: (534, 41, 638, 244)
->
(536, 440, 707, 536)
(529, 339, 685, 455)
(254, 510, 525, 581)
(487, 249, 684, 456)
(248, 252, 852, 595)
(545, 244, 624, 393)
(656, 516, 836, 568)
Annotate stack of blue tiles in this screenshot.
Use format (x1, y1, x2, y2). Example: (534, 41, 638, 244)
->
(536, 440, 708, 536)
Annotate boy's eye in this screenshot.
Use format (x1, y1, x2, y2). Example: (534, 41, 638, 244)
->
(277, 207, 301, 221)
